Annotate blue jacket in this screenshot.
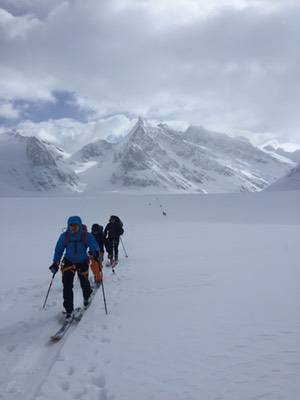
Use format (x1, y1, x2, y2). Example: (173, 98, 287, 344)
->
(53, 216, 99, 264)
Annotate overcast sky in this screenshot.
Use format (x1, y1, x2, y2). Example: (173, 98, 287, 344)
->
(0, 0, 299, 144)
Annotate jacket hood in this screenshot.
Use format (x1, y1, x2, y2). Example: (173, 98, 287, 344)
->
(92, 223, 100, 232)
(67, 216, 82, 227)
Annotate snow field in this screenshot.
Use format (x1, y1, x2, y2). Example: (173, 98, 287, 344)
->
(0, 192, 299, 400)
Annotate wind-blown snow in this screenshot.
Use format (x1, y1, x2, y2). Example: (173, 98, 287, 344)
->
(0, 191, 299, 399)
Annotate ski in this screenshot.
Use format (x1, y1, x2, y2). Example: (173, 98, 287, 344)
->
(51, 321, 71, 341)
(50, 285, 100, 341)
(50, 307, 81, 341)
(73, 285, 100, 321)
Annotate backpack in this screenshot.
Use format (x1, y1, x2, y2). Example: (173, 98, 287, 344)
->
(91, 223, 103, 234)
(110, 215, 124, 235)
(65, 224, 88, 247)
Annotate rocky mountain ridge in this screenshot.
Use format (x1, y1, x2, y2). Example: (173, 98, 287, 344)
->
(0, 120, 295, 195)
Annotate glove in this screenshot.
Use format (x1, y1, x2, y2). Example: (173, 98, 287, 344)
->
(49, 262, 59, 275)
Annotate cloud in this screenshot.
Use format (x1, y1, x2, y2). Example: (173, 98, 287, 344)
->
(12, 114, 134, 152)
(0, 0, 67, 18)
(0, 0, 300, 142)
(0, 7, 40, 38)
(0, 101, 20, 119)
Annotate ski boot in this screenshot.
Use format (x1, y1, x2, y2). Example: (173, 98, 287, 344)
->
(65, 311, 74, 322)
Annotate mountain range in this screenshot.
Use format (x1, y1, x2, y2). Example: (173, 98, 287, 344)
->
(0, 119, 296, 195)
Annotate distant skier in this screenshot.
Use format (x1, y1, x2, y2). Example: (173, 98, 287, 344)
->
(104, 215, 124, 266)
(49, 216, 100, 320)
(89, 223, 105, 285)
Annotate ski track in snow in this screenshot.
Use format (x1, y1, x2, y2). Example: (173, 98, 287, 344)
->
(0, 192, 300, 400)
(0, 283, 68, 400)
(0, 275, 117, 400)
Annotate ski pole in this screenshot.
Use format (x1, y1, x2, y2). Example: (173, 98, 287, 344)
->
(42, 273, 56, 309)
(120, 237, 128, 258)
(101, 280, 108, 314)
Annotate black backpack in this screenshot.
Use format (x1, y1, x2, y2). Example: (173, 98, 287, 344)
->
(91, 223, 103, 234)
(110, 215, 124, 235)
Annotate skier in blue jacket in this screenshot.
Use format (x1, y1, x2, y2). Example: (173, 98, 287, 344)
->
(49, 216, 99, 319)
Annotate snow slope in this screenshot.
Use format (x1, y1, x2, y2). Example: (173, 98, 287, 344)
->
(267, 164, 300, 191)
(0, 191, 300, 400)
(0, 131, 79, 195)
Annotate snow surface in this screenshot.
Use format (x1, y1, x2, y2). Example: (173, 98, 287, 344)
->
(0, 191, 300, 400)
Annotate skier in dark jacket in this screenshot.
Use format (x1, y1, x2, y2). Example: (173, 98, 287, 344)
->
(104, 215, 124, 265)
(49, 216, 99, 319)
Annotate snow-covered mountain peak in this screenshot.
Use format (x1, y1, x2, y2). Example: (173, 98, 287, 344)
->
(124, 117, 153, 142)
(106, 120, 293, 192)
(0, 130, 79, 195)
(137, 116, 145, 127)
(0, 120, 296, 195)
